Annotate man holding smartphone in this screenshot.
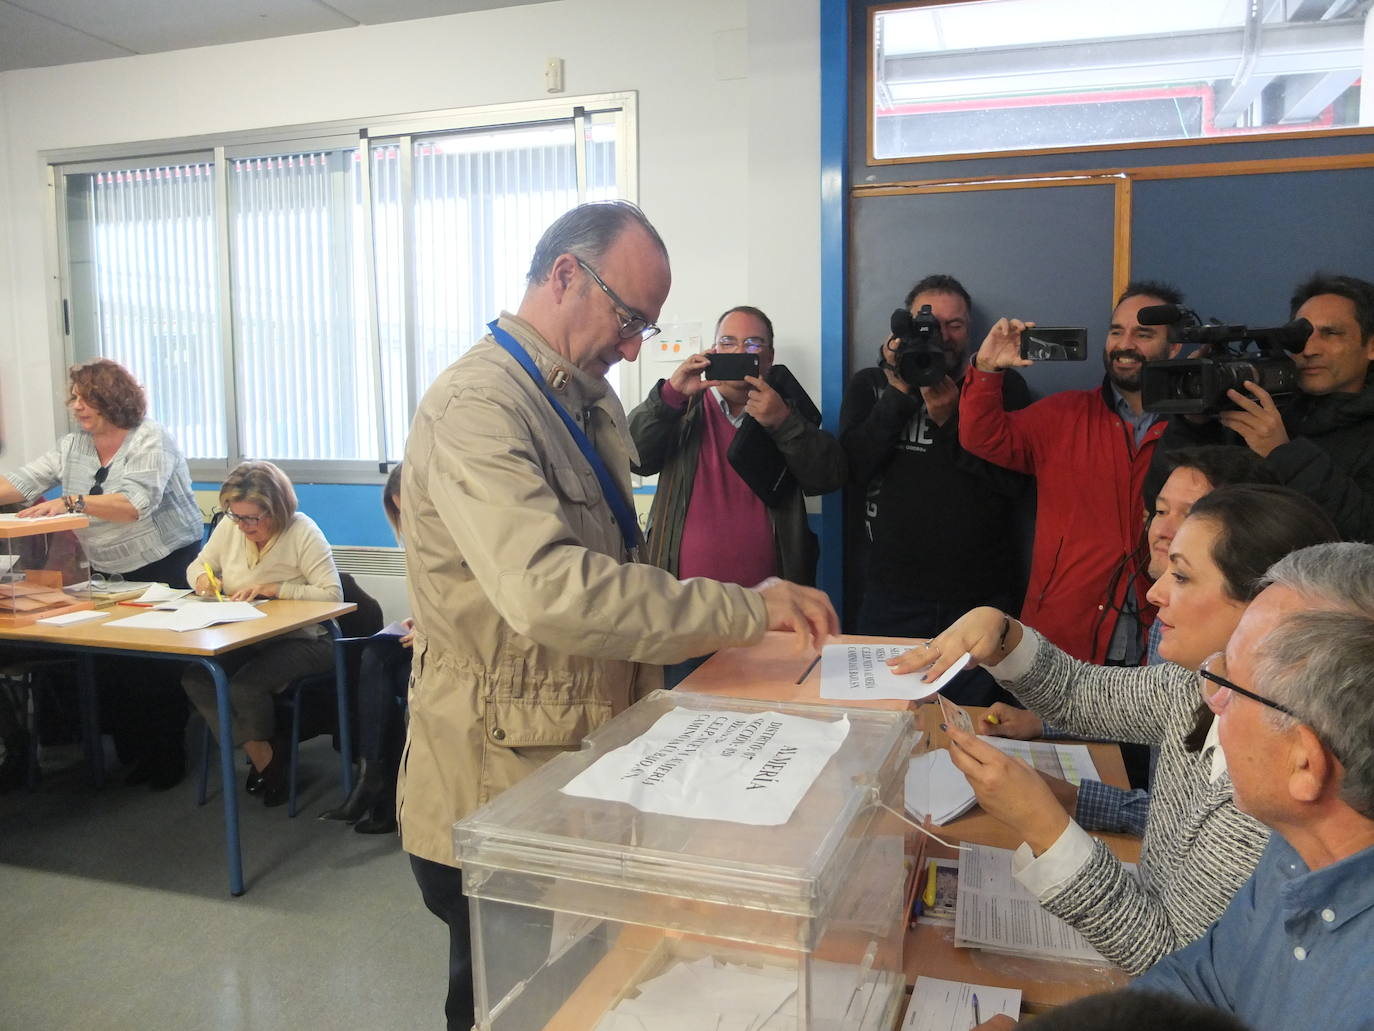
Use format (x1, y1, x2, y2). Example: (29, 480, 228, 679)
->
(839, 274, 1030, 704)
(959, 281, 1183, 665)
(629, 305, 846, 598)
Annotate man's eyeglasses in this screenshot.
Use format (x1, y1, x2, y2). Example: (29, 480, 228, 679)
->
(223, 510, 268, 527)
(715, 336, 770, 354)
(90, 465, 110, 496)
(1196, 652, 1296, 718)
(576, 257, 660, 342)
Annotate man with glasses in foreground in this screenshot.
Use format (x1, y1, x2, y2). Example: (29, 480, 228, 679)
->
(1131, 541, 1374, 1028)
(399, 201, 838, 1031)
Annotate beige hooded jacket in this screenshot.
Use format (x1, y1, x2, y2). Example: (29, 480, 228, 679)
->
(398, 313, 769, 866)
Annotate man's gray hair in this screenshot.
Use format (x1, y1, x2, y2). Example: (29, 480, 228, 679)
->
(526, 200, 668, 287)
(1253, 543, 1374, 819)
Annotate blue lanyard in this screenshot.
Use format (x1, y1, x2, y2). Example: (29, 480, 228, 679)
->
(487, 320, 642, 555)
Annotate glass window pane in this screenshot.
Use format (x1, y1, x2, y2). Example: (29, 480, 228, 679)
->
(873, 0, 1370, 160)
(65, 162, 224, 459)
(228, 150, 378, 461)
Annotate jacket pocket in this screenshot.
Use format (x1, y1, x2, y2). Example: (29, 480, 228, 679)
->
(1033, 537, 1065, 604)
(483, 694, 613, 750)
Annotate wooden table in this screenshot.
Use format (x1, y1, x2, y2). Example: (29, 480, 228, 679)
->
(679, 632, 1140, 1014)
(0, 598, 356, 896)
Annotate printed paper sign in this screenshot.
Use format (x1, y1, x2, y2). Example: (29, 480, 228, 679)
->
(820, 643, 972, 701)
(560, 708, 850, 826)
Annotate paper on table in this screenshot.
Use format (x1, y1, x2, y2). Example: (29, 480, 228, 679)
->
(819, 643, 973, 701)
(594, 956, 797, 1031)
(905, 749, 977, 825)
(37, 609, 112, 626)
(984, 739, 1101, 787)
(377, 620, 411, 637)
(954, 844, 1109, 963)
(561, 708, 849, 826)
(134, 584, 193, 604)
(900, 976, 1020, 1031)
(104, 601, 267, 632)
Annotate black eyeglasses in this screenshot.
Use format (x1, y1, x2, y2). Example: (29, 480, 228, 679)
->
(575, 257, 661, 342)
(1196, 653, 1296, 717)
(90, 465, 110, 496)
(223, 510, 267, 527)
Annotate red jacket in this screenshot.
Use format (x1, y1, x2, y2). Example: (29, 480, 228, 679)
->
(959, 367, 1164, 663)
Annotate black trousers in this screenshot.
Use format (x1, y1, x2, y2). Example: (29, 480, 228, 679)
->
(409, 854, 474, 1031)
(95, 540, 201, 766)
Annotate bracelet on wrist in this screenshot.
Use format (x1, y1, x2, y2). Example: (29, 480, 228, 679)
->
(75, 494, 87, 514)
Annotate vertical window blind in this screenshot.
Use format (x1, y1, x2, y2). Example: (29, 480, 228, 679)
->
(58, 102, 629, 472)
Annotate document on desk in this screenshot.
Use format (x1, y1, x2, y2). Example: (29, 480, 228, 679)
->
(132, 584, 193, 605)
(561, 708, 849, 825)
(594, 955, 799, 1031)
(983, 739, 1101, 786)
(900, 977, 1020, 1031)
(954, 844, 1109, 963)
(104, 601, 267, 632)
(819, 643, 972, 701)
(906, 749, 977, 825)
(37, 609, 112, 626)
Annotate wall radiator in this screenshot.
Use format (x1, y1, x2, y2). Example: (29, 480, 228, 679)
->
(331, 546, 409, 624)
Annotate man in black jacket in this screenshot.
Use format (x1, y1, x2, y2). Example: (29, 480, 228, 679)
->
(839, 274, 1030, 704)
(1183, 273, 1374, 542)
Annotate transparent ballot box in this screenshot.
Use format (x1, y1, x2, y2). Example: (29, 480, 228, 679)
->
(456, 690, 920, 1031)
(0, 514, 92, 627)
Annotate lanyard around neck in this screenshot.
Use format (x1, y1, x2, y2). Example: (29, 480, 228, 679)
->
(487, 320, 642, 556)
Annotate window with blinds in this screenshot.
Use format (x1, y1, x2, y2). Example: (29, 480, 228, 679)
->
(55, 98, 634, 476)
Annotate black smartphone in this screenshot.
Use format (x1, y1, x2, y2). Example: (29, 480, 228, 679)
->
(705, 353, 761, 381)
(1020, 327, 1089, 361)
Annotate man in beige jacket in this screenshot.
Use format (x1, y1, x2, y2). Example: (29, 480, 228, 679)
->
(399, 200, 837, 1031)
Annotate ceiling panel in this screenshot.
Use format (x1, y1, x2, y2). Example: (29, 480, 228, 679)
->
(329, 0, 550, 22)
(0, 1, 132, 70)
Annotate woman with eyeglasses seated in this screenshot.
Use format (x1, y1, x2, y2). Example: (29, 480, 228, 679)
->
(0, 358, 203, 788)
(319, 463, 410, 833)
(889, 484, 1339, 975)
(182, 461, 342, 807)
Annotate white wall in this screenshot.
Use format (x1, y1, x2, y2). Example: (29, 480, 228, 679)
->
(0, 0, 820, 472)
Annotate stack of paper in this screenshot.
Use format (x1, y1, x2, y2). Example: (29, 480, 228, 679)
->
(900, 977, 1020, 1031)
(104, 601, 267, 632)
(134, 584, 194, 605)
(905, 750, 978, 825)
(594, 956, 797, 1031)
(954, 845, 1109, 963)
(37, 609, 112, 626)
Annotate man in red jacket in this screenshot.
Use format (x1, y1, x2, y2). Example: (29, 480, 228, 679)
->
(958, 282, 1183, 663)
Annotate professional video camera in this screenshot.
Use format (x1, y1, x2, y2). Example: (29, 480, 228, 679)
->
(883, 304, 946, 388)
(1139, 304, 1311, 415)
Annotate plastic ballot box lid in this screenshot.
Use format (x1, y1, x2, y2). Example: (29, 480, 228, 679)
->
(456, 690, 917, 951)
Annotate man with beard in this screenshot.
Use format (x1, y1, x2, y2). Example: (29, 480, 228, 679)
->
(958, 282, 1183, 663)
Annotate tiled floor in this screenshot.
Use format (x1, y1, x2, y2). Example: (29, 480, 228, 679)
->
(0, 736, 447, 1030)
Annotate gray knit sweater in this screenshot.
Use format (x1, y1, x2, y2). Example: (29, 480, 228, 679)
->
(1001, 634, 1270, 975)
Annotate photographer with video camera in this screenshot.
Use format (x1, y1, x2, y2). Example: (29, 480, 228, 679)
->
(1144, 273, 1374, 543)
(839, 274, 1030, 704)
(959, 281, 1184, 666)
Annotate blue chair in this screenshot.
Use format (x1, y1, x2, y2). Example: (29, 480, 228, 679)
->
(196, 574, 383, 815)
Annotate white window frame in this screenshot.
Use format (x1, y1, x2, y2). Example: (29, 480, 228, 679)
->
(46, 92, 639, 485)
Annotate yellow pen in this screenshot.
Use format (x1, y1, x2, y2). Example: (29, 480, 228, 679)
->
(202, 562, 224, 601)
(984, 712, 1001, 726)
(922, 859, 939, 908)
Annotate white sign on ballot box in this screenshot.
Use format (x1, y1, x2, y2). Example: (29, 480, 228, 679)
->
(560, 708, 850, 826)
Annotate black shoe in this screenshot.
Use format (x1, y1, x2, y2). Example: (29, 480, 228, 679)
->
(125, 759, 155, 786)
(245, 767, 264, 796)
(318, 759, 383, 823)
(354, 812, 397, 834)
(259, 741, 290, 809)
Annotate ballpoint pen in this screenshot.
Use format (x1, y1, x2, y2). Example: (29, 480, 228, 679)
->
(202, 562, 224, 601)
(972, 993, 981, 1026)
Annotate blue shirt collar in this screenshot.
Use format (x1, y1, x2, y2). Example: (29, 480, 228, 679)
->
(1274, 833, 1374, 933)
